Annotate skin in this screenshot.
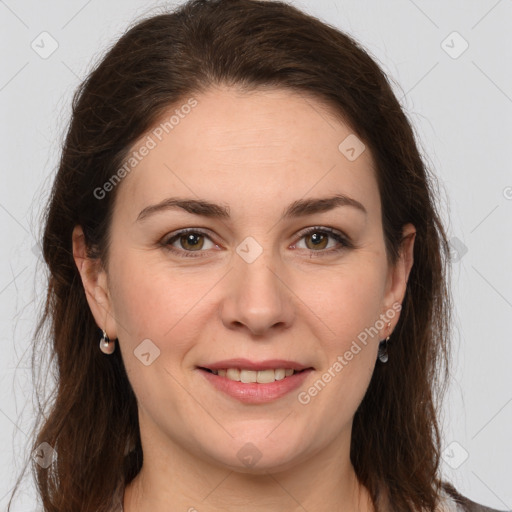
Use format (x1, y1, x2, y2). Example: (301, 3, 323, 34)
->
(73, 85, 415, 512)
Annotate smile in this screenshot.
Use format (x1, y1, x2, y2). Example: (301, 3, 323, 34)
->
(202, 367, 301, 383)
(197, 366, 313, 403)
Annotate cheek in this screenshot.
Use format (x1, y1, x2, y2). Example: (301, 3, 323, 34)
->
(298, 258, 387, 342)
(108, 252, 221, 356)
(296, 265, 385, 431)
(108, 256, 205, 406)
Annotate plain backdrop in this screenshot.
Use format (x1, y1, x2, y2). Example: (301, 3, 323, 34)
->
(1, 0, 511, 510)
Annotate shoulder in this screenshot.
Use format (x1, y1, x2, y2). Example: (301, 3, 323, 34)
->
(441, 481, 510, 512)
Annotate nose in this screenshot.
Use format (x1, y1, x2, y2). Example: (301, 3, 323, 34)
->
(220, 248, 295, 337)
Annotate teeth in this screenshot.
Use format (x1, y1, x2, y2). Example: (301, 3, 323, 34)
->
(210, 368, 299, 383)
(240, 370, 257, 383)
(274, 368, 286, 381)
(227, 368, 240, 381)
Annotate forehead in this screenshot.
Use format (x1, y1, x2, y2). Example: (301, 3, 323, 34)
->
(115, 85, 380, 223)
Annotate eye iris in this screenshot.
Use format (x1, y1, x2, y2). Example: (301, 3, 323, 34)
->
(305, 232, 328, 250)
(181, 233, 204, 251)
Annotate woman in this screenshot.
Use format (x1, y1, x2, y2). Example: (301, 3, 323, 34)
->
(8, 0, 506, 511)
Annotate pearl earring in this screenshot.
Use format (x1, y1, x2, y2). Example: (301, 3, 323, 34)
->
(99, 329, 116, 355)
(378, 322, 391, 363)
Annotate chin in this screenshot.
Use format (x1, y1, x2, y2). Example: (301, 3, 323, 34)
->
(202, 438, 309, 475)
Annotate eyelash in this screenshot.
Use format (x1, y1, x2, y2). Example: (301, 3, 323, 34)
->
(160, 226, 353, 259)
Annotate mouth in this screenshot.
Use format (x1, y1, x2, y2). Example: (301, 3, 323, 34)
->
(196, 358, 314, 403)
(196, 360, 314, 403)
(198, 367, 309, 384)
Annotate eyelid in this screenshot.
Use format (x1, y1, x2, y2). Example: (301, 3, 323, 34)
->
(294, 225, 350, 243)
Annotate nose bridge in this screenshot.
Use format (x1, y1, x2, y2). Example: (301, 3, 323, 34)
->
(221, 234, 294, 335)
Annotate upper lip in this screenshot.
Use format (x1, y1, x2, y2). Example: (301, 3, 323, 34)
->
(199, 358, 313, 371)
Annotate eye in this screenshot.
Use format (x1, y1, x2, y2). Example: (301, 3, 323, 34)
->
(161, 226, 352, 258)
(162, 228, 217, 258)
(291, 226, 352, 256)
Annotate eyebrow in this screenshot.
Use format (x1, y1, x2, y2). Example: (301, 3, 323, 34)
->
(136, 193, 367, 222)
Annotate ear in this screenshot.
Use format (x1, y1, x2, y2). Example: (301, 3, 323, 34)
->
(72, 225, 117, 340)
(382, 223, 416, 327)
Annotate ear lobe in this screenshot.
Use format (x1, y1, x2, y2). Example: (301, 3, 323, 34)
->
(72, 225, 116, 338)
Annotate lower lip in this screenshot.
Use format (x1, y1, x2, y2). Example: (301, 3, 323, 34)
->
(198, 368, 313, 404)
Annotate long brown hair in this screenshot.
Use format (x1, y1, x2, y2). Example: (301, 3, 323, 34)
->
(9, 1, 453, 510)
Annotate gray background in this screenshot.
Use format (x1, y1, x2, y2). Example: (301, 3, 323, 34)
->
(1, 0, 511, 510)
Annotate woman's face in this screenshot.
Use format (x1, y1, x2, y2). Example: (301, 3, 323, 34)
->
(75, 85, 414, 473)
